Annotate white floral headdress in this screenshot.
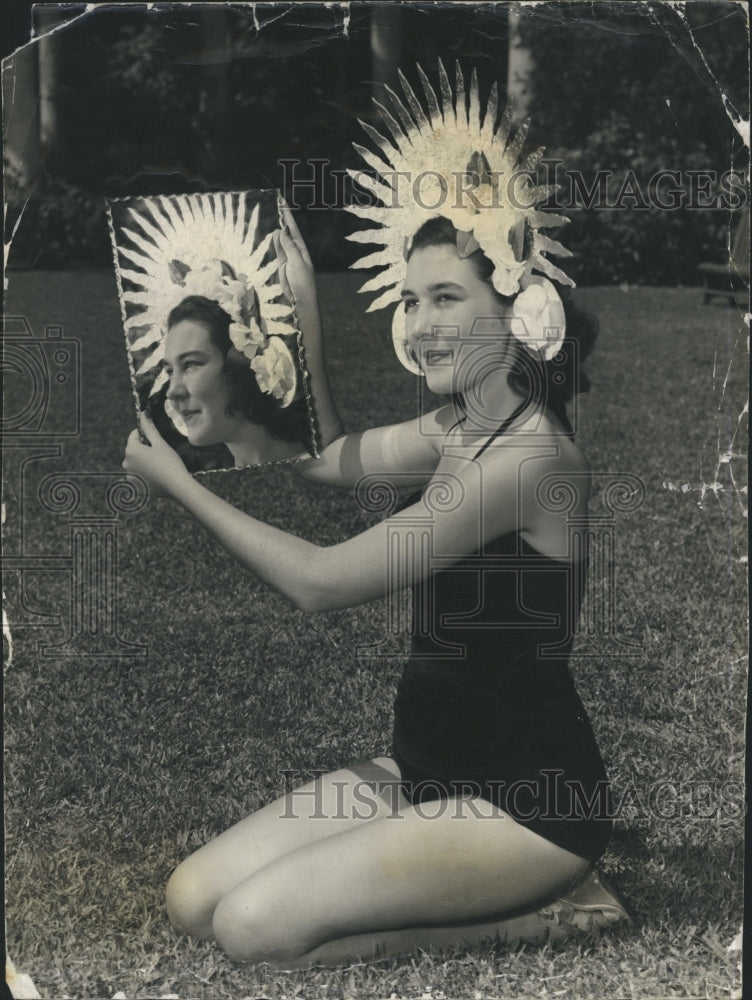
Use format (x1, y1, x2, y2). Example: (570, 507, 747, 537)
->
(345, 61, 574, 367)
(107, 191, 300, 416)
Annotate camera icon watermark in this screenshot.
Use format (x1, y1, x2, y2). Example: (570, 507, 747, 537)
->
(2, 316, 81, 437)
(408, 316, 581, 441)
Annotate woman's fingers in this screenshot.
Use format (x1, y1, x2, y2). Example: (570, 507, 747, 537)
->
(278, 218, 301, 264)
(138, 409, 163, 445)
(277, 224, 297, 266)
(279, 200, 312, 265)
(123, 426, 146, 469)
(279, 199, 298, 237)
(122, 416, 186, 500)
(273, 230, 295, 302)
(123, 431, 138, 470)
(273, 228, 290, 270)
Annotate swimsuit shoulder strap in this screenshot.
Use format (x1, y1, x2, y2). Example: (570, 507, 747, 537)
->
(472, 399, 529, 461)
(472, 398, 575, 461)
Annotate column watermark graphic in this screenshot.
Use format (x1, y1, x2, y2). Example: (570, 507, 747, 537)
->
(536, 471, 646, 657)
(2, 315, 147, 661)
(353, 462, 646, 660)
(35, 473, 148, 657)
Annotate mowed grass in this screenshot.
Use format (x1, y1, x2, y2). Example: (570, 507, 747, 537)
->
(3, 271, 747, 999)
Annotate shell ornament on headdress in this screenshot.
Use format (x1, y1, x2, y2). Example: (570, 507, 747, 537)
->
(345, 60, 574, 369)
(107, 191, 300, 425)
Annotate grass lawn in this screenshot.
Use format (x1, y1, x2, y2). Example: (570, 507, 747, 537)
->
(3, 270, 747, 999)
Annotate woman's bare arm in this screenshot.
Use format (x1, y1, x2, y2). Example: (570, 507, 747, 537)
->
(294, 408, 456, 489)
(124, 415, 578, 613)
(277, 202, 446, 489)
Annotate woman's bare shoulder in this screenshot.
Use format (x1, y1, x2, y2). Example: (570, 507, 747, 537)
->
(473, 419, 591, 495)
(422, 403, 465, 435)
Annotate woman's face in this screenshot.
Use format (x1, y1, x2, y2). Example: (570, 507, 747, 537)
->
(164, 320, 240, 447)
(401, 243, 510, 396)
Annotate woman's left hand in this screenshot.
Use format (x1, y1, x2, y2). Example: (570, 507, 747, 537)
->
(275, 200, 318, 318)
(122, 413, 190, 499)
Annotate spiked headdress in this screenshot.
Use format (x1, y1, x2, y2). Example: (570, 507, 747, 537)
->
(107, 191, 300, 412)
(345, 61, 573, 368)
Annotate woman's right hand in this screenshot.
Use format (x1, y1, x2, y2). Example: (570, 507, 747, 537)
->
(122, 413, 192, 500)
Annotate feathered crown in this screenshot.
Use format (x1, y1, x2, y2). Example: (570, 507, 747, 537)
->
(345, 61, 574, 368)
(107, 191, 300, 411)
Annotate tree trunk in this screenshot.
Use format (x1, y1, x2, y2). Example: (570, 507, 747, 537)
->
(370, 4, 404, 102)
(36, 10, 64, 164)
(507, 6, 534, 120)
(3, 39, 40, 192)
(199, 6, 231, 182)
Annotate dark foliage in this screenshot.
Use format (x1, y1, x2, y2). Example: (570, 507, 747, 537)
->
(5, 3, 749, 283)
(519, 1, 749, 284)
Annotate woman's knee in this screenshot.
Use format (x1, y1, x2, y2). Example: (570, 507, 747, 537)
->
(165, 856, 218, 940)
(211, 888, 312, 965)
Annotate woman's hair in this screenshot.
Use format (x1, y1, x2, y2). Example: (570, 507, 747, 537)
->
(407, 216, 598, 429)
(165, 295, 311, 447)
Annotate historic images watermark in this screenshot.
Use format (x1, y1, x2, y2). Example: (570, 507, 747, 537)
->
(278, 768, 745, 825)
(279, 159, 748, 212)
(2, 315, 147, 660)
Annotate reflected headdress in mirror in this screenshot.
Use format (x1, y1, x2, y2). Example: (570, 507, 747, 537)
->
(345, 60, 574, 368)
(107, 191, 299, 409)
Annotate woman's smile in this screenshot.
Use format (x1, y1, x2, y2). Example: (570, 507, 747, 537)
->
(401, 244, 510, 394)
(164, 319, 240, 447)
(423, 347, 455, 365)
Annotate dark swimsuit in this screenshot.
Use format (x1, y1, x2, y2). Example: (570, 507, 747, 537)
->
(391, 413, 613, 863)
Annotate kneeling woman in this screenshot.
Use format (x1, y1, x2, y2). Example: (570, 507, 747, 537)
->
(123, 67, 629, 966)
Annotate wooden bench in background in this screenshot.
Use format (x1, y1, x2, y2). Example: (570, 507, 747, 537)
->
(698, 213, 749, 305)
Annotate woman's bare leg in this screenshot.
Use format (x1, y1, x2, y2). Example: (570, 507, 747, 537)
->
(166, 756, 406, 938)
(289, 868, 629, 968)
(283, 908, 575, 969)
(209, 793, 590, 966)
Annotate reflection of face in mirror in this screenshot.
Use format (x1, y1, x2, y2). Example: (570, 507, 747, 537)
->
(164, 320, 236, 448)
(162, 295, 305, 467)
(108, 189, 316, 473)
